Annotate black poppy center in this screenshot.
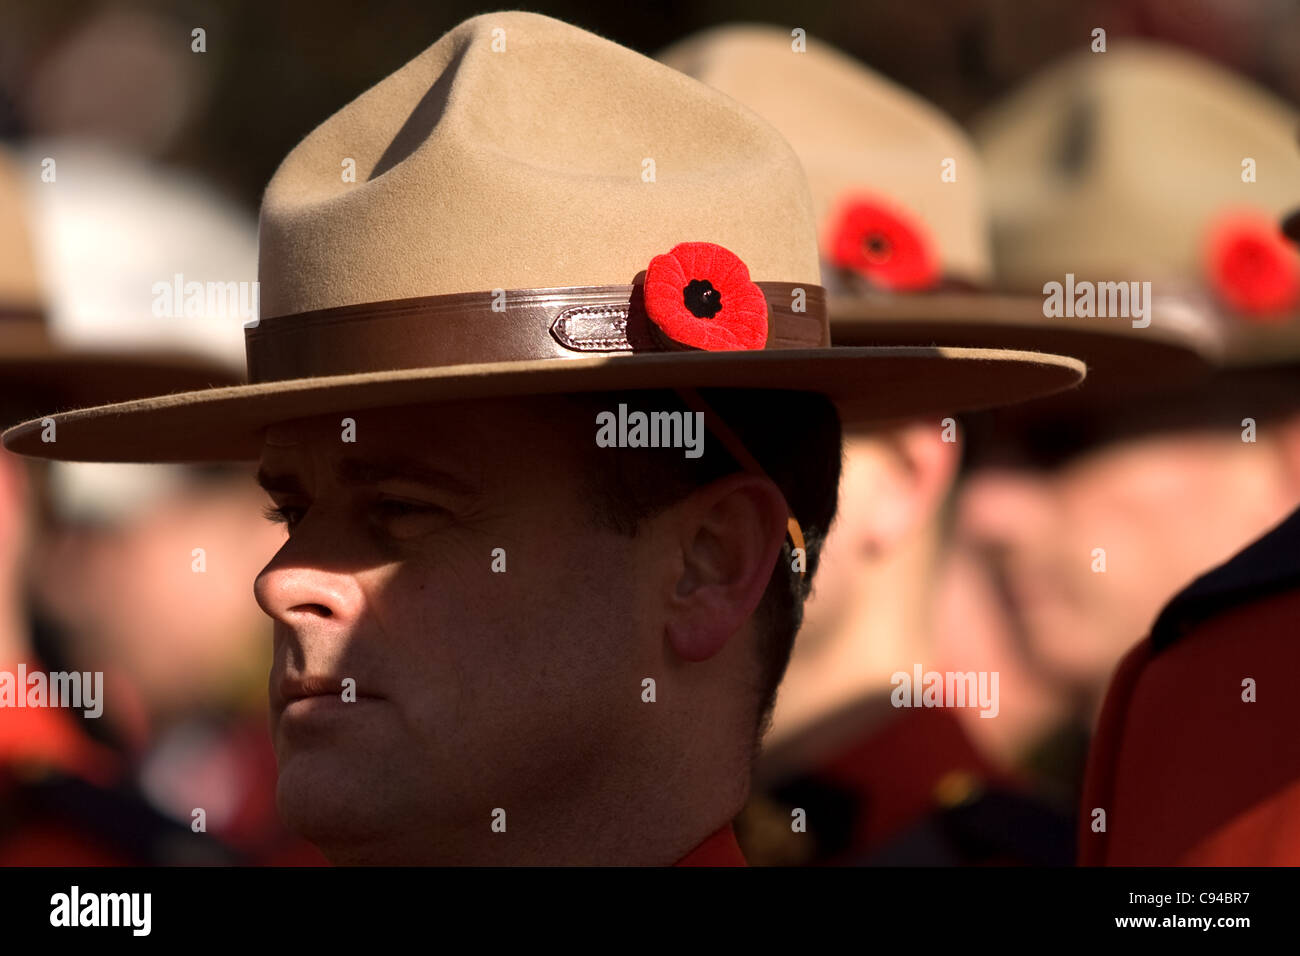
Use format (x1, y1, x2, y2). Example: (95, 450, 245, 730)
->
(862, 232, 893, 262)
(683, 278, 723, 319)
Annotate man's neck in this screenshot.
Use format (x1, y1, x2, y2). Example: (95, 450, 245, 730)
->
(320, 739, 749, 865)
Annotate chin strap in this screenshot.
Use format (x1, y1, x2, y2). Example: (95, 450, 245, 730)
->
(673, 387, 806, 579)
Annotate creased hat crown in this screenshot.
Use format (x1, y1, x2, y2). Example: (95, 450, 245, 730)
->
(258, 11, 821, 319)
(659, 24, 990, 286)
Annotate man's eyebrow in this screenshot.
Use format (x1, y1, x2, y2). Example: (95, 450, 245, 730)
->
(336, 456, 478, 495)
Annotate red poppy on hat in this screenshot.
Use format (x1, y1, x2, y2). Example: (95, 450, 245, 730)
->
(825, 196, 939, 291)
(1206, 212, 1300, 321)
(643, 242, 769, 351)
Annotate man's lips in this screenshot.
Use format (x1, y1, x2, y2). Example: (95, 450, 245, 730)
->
(276, 675, 384, 706)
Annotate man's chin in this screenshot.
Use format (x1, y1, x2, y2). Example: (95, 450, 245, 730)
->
(274, 749, 398, 856)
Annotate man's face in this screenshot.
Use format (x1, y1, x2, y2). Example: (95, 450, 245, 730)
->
(253, 398, 654, 863)
(956, 426, 1294, 691)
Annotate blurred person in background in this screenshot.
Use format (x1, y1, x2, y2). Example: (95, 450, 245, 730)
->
(942, 42, 1300, 809)
(660, 27, 1218, 865)
(0, 143, 242, 864)
(14, 143, 323, 864)
(1076, 125, 1300, 871)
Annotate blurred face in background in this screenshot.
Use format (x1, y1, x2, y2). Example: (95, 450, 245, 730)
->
(30, 464, 283, 729)
(954, 407, 1300, 698)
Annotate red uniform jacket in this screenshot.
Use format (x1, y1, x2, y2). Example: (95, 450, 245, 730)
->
(676, 825, 747, 866)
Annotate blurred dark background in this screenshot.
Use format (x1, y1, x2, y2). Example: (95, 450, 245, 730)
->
(2, 0, 1298, 214)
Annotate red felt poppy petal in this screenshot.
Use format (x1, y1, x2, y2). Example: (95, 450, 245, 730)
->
(717, 298, 769, 349)
(702, 325, 730, 350)
(714, 255, 748, 293)
(653, 312, 707, 348)
(697, 242, 718, 278)
(665, 244, 687, 278)
(675, 241, 704, 279)
(647, 251, 685, 286)
(727, 289, 769, 322)
(644, 255, 687, 311)
(643, 275, 683, 306)
(718, 268, 768, 340)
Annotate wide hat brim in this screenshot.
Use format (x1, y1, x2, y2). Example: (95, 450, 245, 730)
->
(829, 291, 1220, 397)
(2, 346, 1083, 463)
(0, 346, 242, 416)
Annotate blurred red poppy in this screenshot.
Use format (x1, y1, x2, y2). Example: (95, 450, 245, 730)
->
(825, 196, 939, 291)
(1206, 213, 1300, 320)
(643, 242, 768, 351)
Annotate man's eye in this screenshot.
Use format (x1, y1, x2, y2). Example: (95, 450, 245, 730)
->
(262, 504, 305, 530)
(370, 498, 452, 537)
(374, 499, 435, 519)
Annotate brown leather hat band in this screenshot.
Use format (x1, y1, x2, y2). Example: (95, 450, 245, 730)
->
(245, 282, 827, 384)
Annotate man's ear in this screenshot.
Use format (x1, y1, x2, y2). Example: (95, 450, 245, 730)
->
(663, 472, 788, 663)
(838, 420, 959, 559)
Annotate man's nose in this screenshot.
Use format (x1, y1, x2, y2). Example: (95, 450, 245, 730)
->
(253, 528, 365, 627)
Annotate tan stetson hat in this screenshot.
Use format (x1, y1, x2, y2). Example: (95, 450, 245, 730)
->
(658, 26, 1219, 393)
(975, 41, 1300, 370)
(0, 146, 240, 417)
(3, 12, 1082, 464)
